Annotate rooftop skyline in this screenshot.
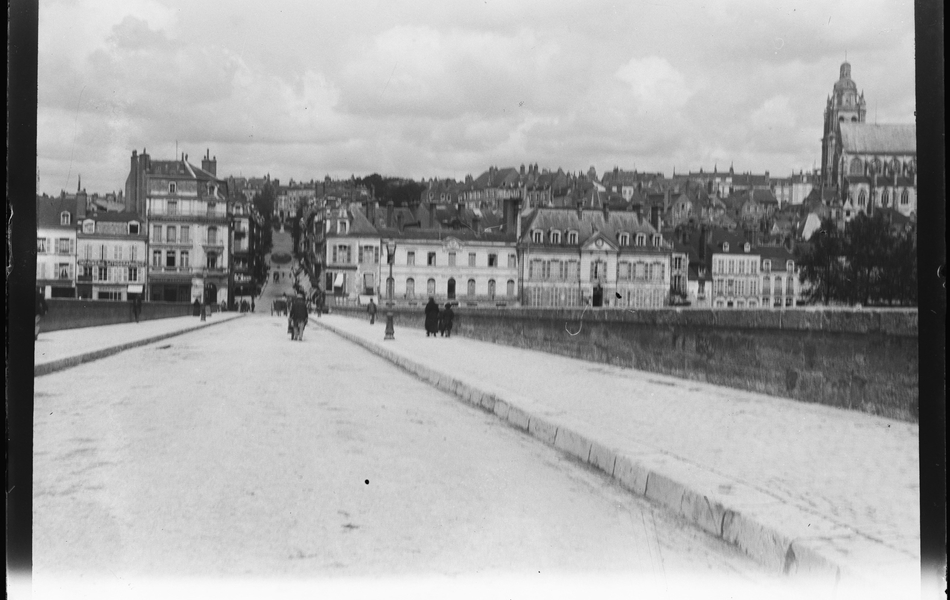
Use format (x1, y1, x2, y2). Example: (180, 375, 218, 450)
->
(37, 0, 916, 196)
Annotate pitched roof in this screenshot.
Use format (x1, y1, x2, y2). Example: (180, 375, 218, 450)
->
(36, 195, 79, 229)
(521, 207, 664, 250)
(839, 123, 916, 154)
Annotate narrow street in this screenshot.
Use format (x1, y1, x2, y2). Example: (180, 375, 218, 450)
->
(32, 309, 784, 594)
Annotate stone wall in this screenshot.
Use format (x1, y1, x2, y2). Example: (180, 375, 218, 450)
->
(41, 299, 204, 332)
(329, 305, 919, 422)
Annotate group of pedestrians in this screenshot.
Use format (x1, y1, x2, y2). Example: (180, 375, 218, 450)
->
(366, 296, 453, 337)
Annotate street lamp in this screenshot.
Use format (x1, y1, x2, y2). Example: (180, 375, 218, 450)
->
(384, 238, 396, 340)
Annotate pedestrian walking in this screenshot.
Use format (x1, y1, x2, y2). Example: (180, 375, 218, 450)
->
(132, 295, 142, 323)
(200, 302, 207, 322)
(440, 303, 454, 337)
(424, 297, 440, 337)
(367, 298, 377, 325)
(193, 298, 202, 317)
(35, 289, 49, 340)
(289, 291, 309, 341)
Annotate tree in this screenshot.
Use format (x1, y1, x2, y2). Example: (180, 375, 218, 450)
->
(798, 213, 917, 306)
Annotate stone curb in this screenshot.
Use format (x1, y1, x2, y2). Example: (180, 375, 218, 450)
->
(34, 315, 243, 377)
(313, 317, 894, 592)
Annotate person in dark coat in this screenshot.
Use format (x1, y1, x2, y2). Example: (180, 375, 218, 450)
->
(35, 289, 49, 340)
(440, 303, 454, 337)
(193, 298, 201, 316)
(131, 295, 142, 323)
(289, 292, 309, 340)
(367, 298, 377, 325)
(424, 297, 440, 337)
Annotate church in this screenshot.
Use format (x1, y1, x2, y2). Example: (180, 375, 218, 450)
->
(820, 62, 917, 219)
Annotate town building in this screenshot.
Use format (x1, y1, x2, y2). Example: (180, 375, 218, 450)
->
(126, 148, 231, 304)
(76, 211, 147, 301)
(520, 206, 671, 308)
(702, 228, 799, 309)
(229, 197, 267, 305)
(323, 204, 383, 305)
(36, 193, 79, 298)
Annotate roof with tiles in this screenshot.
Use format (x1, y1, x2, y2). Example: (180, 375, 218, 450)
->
(520, 207, 664, 249)
(82, 211, 142, 223)
(839, 122, 916, 154)
(37, 194, 79, 230)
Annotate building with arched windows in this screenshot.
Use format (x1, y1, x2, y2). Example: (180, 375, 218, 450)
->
(819, 61, 917, 219)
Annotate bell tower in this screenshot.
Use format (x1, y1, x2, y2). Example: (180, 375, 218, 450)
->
(821, 61, 867, 187)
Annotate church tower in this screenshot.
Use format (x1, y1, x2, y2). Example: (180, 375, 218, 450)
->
(821, 61, 867, 187)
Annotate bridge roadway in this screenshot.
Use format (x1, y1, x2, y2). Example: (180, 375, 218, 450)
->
(34, 312, 919, 597)
(33, 311, 799, 600)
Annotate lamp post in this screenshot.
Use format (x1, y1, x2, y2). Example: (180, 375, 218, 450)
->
(384, 238, 396, 340)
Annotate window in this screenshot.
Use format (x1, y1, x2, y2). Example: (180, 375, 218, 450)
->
(60, 211, 71, 226)
(858, 190, 866, 207)
(467, 279, 476, 296)
(363, 273, 375, 295)
(407, 251, 416, 266)
(181, 251, 189, 267)
(550, 230, 561, 244)
(786, 260, 794, 272)
(81, 265, 93, 280)
(96, 266, 108, 281)
(507, 279, 515, 297)
(152, 250, 162, 266)
(488, 279, 496, 298)
(166, 251, 176, 268)
(114, 245, 123, 261)
(723, 242, 730, 252)
(332, 245, 351, 263)
(468, 253, 476, 267)
(83, 220, 95, 234)
(359, 246, 380, 264)
(636, 234, 645, 246)
(57, 238, 71, 254)
(786, 277, 794, 295)
(881, 189, 890, 207)
(427, 252, 436, 266)
(337, 221, 349, 235)
(532, 230, 543, 244)
(618, 261, 632, 280)
(37, 238, 47, 253)
(169, 182, 177, 194)
(207, 227, 218, 245)
(488, 254, 497, 267)
(207, 253, 218, 269)
(508, 254, 516, 268)
(167, 226, 177, 243)
(448, 252, 456, 267)
(850, 158, 863, 175)
(567, 231, 578, 245)
(618, 233, 630, 247)
(900, 190, 909, 206)
(208, 184, 216, 195)
(653, 235, 661, 247)
(153, 225, 162, 242)
(653, 262, 664, 281)
(427, 278, 436, 296)
(673, 256, 683, 270)
(167, 200, 178, 215)
(128, 267, 138, 282)
(763, 276, 771, 295)
(57, 263, 70, 279)
(406, 278, 415, 298)
(129, 222, 139, 235)
(591, 260, 606, 281)
(181, 225, 190, 243)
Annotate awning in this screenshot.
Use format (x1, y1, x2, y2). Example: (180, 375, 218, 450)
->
(333, 273, 344, 287)
(127, 284, 144, 293)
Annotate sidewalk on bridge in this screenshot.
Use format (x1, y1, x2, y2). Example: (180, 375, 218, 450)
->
(313, 314, 919, 598)
(34, 313, 243, 377)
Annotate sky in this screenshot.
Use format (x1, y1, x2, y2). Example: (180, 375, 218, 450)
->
(35, 0, 917, 196)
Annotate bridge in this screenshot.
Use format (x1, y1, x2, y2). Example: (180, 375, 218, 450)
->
(27, 307, 919, 597)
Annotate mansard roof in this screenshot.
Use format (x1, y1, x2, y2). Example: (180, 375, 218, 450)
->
(839, 123, 916, 154)
(521, 207, 663, 249)
(36, 194, 78, 229)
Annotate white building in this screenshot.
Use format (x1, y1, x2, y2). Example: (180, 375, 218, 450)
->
(36, 194, 78, 298)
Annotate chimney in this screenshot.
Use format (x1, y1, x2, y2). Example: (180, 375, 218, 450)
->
(602, 201, 609, 223)
(650, 205, 661, 231)
(396, 212, 404, 232)
(76, 191, 86, 220)
(366, 201, 376, 226)
(472, 215, 481, 233)
(631, 204, 642, 221)
(503, 197, 519, 233)
(202, 149, 217, 176)
(576, 200, 583, 220)
(387, 201, 394, 228)
(428, 202, 436, 228)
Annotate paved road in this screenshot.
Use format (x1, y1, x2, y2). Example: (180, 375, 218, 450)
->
(33, 312, 791, 597)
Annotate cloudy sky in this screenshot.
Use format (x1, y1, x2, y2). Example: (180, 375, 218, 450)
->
(36, 0, 916, 195)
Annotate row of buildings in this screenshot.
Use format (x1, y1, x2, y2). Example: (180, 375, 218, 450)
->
(37, 149, 268, 305)
(297, 195, 801, 310)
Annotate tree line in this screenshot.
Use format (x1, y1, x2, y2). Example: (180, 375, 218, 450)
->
(796, 212, 917, 306)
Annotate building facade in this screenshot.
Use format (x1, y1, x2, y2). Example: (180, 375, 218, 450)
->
(76, 212, 147, 300)
(127, 148, 231, 304)
(36, 194, 79, 298)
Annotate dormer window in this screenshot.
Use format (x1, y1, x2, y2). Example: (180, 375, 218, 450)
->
(763, 260, 771, 272)
(618, 233, 630, 246)
(786, 260, 794, 271)
(567, 231, 578, 245)
(208, 184, 216, 195)
(722, 242, 730, 252)
(743, 242, 751, 253)
(82, 220, 95, 234)
(653, 235, 661, 247)
(550, 230, 561, 244)
(531, 230, 543, 244)
(60, 211, 71, 226)
(128, 222, 140, 235)
(337, 221, 349, 235)
(169, 182, 177, 194)
(636, 234, 646, 246)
